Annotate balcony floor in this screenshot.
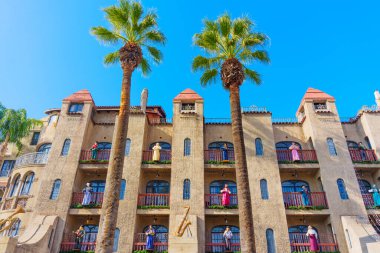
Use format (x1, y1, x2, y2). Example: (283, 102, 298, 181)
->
(69, 208, 101, 215)
(286, 209, 330, 216)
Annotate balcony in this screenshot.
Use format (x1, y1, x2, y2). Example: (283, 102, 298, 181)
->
(14, 152, 48, 168)
(137, 194, 170, 209)
(142, 150, 172, 164)
(204, 150, 235, 164)
(79, 150, 110, 164)
(289, 233, 338, 252)
(205, 232, 240, 253)
(349, 149, 379, 163)
(133, 233, 168, 252)
(283, 192, 328, 210)
(205, 194, 238, 209)
(362, 193, 380, 209)
(70, 192, 104, 209)
(60, 233, 96, 253)
(276, 150, 318, 164)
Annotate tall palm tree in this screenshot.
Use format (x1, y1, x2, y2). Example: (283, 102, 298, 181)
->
(91, 0, 165, 251)
(192, 14, 270, 253)
(0, 106, 42, 168)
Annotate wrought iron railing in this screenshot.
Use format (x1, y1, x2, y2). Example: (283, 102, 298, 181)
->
(205, 232, 240, 253)
(282, 192, 328, 209)
(205, 194, 238, 208)
(79, 150, 111, 162)
(142, 150, 172, 162)
(289, 232, 338, 252)
(137, 194, 170, 208)
(276, 150, 318, 163)
(133, 233, 168, 252)
(204, 150, 235, 163)
(362, 193, 375, 209)
(15, 152, 49, 168)
(148, 118, 172, 125)
(204, 118, 232, 124)
(349, 149, 378, 162)
(70, 192, 104, 208)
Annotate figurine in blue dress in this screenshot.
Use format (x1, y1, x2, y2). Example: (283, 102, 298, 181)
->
(145, 225, 155, 251)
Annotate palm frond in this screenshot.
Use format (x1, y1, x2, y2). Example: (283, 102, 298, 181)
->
(131, 1, 143, 25)
(147, 46, 162, 64)
(244, 67, 262, 85)
(104, 6, 129, 30)
(91, 26, 122, 45)
(242, 33, 268, 47)
(143, 31, 166, 44)
(239, 49, 270, 64)
(192, 56, 222, 71)
(104, 51, 120, 65)
(203, 19, 218, 32)
(200, 69, 219, 86)
(218, 14, 232, 38)
(139, 57, 151, 76)
(139, 12, 158, 32)
(232, 17, 252, 38)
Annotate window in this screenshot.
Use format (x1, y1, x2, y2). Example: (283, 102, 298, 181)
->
(358, 179, 371, 194)
(48, 115, 58, 126)
(266, 229, 276, 253)
(50, 179, 61, 200)
(120, 179, 126, 200)
(38, 143, 52, 154)
(255, 138, 263, 156)
(208, 142, 234, 150)
(347, 141, 359, 150)
(260, 179, 269, 199)
(82, 225, 98, 246)
(149, 142, 171, 150)
(183, 179, 190, 200)
(337, 178, 349, 200)
(181, 103, 195, 111)
(30, 132, 40, 145)
(68, 103, 84, 113)
(211, 225, 240, 251)
(0, 160, 15, 177)
(365, 137, 372, 149)
(61, 139, 71, 156)
(90, 180, 106, 203)
(184, 138, 191, 156)
(327, 138, 337, 156)
(113, 228, 120, 252)
(146, 180, 170, 193)
(210, 180, 237, 205)
(125, 139, 131, 156)
(9, 175, 20, 197)
(275, 141, 302, 150)
(314, 102, 327, 110)
(98, 142, 112, 150)
(282, 180, 310, 192)
(20, 172, 34, 195)
(143, 225, 168, 243)
(7, 219, 21, 237)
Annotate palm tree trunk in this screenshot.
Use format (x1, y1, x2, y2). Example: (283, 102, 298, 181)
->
(229, 84, 256, 253)
(0, 134, 10, 171)
(96, 68, 132, 253)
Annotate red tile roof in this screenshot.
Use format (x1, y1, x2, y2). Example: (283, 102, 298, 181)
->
(302, 88, 335, 102)
(173, 88, 203, 101)
(63, 89, 94, 103)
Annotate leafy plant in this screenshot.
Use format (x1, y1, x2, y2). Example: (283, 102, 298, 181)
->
(207, 205, 238, 209)
(137, 205, 170, 209)
(70, 203, 102, 209)
(287, 205, 326, 211)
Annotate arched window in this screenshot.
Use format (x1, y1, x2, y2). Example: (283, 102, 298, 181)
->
(276, 141, 302, 150)
(9, 175, 21, 197)
(260, 179, 269, 199)
(288, 225, 311, 234)
(20, 172, 35, 195)
(255, 138, 264, 156)
(38, 143, 52, 153)
(365, 137, 372, 149)
(266, 228, 276, 253)
(48, 115, 58, 126)
(358, 179, 371, 194)
(50, 179, 61, 200)
(113, 228, 120, 252)
(120, 179, 126, 200)
(125, 139, 131, 156)
(97, 142, 112, 150)
(183, 179, 190, 200)
(282, 180, 310, 192)
(337, 179, 349, 199)
(146, 180, 170, 193)
(143, 225, 168, 243)
(82, 225, 98, 245)
(208, 142, 234, 150)
(90, 180, 106, 193)
(61, 139, 71, 156)
(327, 138, 337, 156)
(210, 180, 237, 205)
(7, 218, 21, 237)
(149, 142, 171, 150)
(184, 138, 191, 156)
(211, 225, 240, 251)
(347, 141, 359, 150)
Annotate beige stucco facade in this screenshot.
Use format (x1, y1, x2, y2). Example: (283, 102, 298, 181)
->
(1, 87, 380, 253)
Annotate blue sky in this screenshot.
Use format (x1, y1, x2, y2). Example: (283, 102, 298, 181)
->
(0, 0, 379, 119)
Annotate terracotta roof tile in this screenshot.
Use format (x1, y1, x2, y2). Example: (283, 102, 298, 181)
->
(302, 88, 335, 101)
(173, 88, 203, 101)
(63, 89, 94, 103)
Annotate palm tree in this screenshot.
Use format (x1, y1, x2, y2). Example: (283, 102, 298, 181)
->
(91, 0, 165, 251)
(192, 14, 270, 253)
(0, 106, 42, 170)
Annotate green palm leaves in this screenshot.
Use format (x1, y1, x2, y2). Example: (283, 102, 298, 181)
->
(91, 0, 166, 75)
(192, 13, 270, 86)
(0, 107, 42, 151)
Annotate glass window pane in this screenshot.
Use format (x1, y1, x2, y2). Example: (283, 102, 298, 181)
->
(0, 160, 15, 177)
(260, 179, 269, 199)
(266, 229, 276, 253)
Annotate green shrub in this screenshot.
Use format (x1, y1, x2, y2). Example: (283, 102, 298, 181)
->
(207, 205, 238, 209)
(287, 205, 326, 210)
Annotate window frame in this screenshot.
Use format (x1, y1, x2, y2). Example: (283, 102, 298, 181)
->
(266, 228, 276, 253)
(337, 178, 349, 200)
(50, 179, 62, 200)
(0, 160, 15, 177)
(255, 138, 264, 156)
(183, 179, 191, 200)
(68, 103, 84, 113)
(20, 172, 35, 196)
(260, 179, 269, 200)
(61, 139, 71, 156)
(30, 132, 40, 146)
(125, 139, 131, 156)
(327, 138, 337, 156)
(184, 138, 191, 156)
